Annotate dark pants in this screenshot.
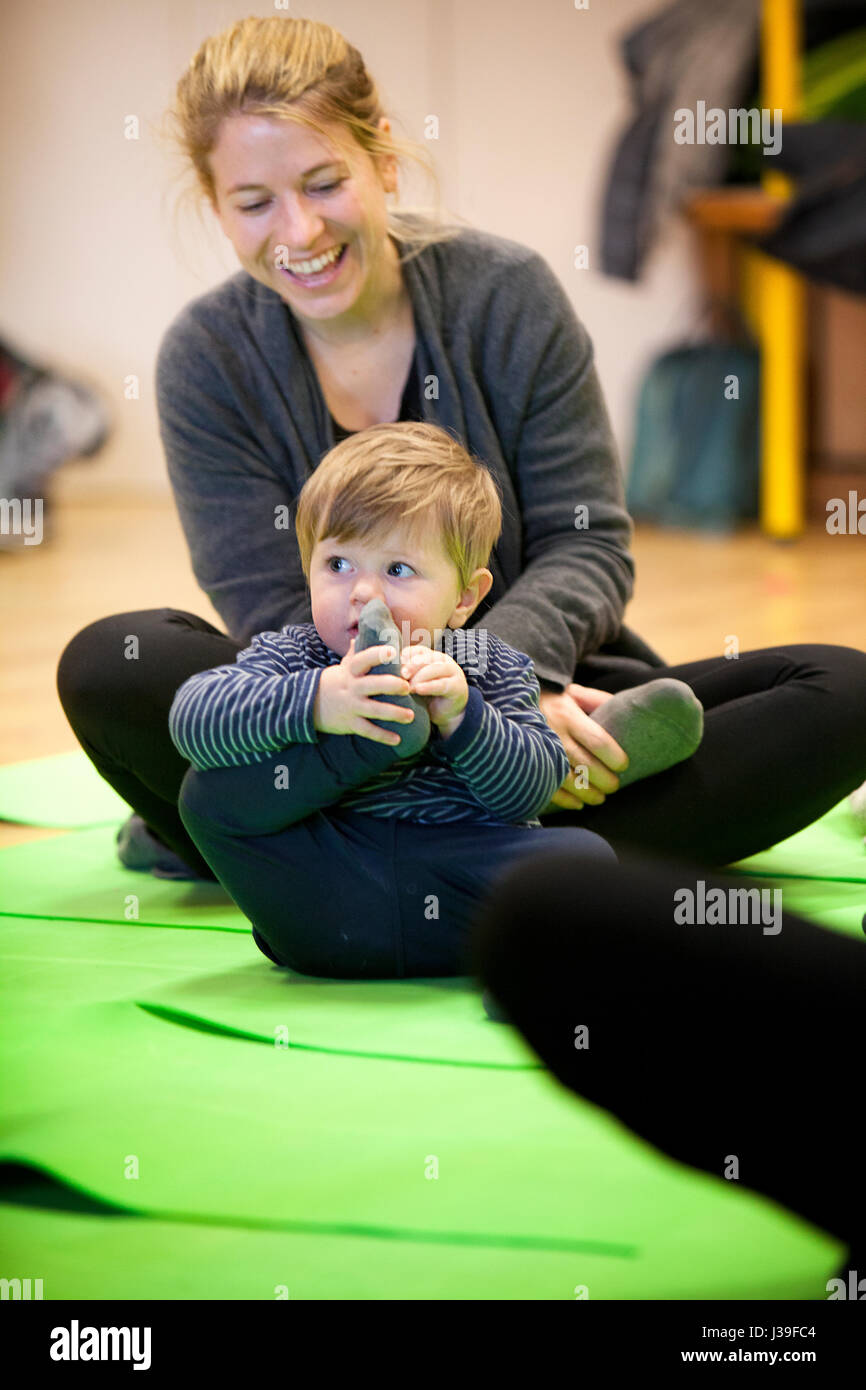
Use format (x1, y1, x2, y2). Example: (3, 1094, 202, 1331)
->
(469, 846, 866, 1262)
(57, 607, 866, 874)
(177, 749, 615, 976)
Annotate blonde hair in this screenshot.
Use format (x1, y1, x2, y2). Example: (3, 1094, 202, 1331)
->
(156, 14, 470, 265)
(295, 421, 503, 596)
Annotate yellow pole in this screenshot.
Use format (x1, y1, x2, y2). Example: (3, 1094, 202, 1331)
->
(758, 0, 805, 537)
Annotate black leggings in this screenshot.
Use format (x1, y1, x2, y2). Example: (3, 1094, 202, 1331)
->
(56, 607, 866, 875)
(469, 846, 866, 1263)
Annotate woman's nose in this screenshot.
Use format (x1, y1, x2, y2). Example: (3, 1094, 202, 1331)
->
(275, 196, 325, 256)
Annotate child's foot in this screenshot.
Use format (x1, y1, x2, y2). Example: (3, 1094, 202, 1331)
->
(355, 599, 431, 758)
(589, 678, 704, 787)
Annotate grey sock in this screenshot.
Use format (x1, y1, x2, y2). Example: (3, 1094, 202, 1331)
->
(355, 598, 431, 758)
(589, 678, 704, 788)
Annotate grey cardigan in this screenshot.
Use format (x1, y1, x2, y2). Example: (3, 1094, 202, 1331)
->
(155, 216, 661, 689)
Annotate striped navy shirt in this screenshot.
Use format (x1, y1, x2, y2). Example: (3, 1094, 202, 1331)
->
(168, 624, 570, 828)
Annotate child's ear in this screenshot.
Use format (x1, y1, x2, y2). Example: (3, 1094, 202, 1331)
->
(465, 567, 494, 610)
(449, 568, 494, 629)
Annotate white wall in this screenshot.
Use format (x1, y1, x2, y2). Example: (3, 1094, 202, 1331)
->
(0, 0, 700, 497)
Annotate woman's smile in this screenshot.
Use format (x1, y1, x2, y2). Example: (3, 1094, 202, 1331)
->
(279, 242, 350, 288)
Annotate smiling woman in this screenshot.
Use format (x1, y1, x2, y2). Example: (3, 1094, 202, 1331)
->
(204, 107, 408, 340)
(155, 17, 465, 350)
(52, 8, 866, 1293)
(57, 8, 866, 871)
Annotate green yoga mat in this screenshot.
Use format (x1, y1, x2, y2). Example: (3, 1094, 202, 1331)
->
(0, 751, 128, 828)
(0, 919, 841, 1299)
(733, 796, 866, 884)
(0, 754, 859, 1299)
(0, 1185, 837, 1302)
(0, 916, 531, 1069)
(0, 825, 246, 932)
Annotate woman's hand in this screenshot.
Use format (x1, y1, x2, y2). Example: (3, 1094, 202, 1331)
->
(400, 645, 468, 738)
(313, 641, 416, 745)
(538, 683, 629, 811)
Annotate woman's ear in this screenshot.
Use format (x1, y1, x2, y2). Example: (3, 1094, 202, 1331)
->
(374, 116, 399, 194)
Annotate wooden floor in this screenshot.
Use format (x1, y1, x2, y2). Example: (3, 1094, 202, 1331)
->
(2, 494, 865, 852)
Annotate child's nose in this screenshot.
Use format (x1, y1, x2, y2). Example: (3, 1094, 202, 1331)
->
(352, 575, 385, 603)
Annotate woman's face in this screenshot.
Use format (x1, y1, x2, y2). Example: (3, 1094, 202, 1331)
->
(209, 112, 397, 331)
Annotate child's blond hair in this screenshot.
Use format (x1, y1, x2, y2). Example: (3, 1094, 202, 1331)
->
(295, 420, 503, 592)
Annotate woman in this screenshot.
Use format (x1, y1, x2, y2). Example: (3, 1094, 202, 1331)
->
(56, 12, 865, 1284)
(56, 14, 866, 883)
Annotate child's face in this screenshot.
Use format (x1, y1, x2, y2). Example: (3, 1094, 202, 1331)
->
(309, 525, 476, 657)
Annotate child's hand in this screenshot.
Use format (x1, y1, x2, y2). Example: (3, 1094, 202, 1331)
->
(313, 641, 416, 746)
(400, 646, 467, 737)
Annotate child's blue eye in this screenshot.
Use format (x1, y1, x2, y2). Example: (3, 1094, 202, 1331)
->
(389, 562, 414, 577)
(327, 557, 348, 572)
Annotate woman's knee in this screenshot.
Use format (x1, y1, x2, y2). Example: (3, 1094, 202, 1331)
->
(824, 642, 866, 688)
(794, 643, 866, 741)
(779, 641, 866, 682)
(56, 608, 174, 707)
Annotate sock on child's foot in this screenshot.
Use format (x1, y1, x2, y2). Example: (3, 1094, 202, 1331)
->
(589, 678, 704, 788)
(355, 598, 431, 758)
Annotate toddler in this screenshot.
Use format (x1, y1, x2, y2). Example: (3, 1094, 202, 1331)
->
(169, 420, 616, 980)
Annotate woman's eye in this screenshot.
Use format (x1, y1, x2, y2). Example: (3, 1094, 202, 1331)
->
(240, 182, 343, 214)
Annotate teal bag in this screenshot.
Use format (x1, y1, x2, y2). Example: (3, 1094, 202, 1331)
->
(626, 326, 760, 532)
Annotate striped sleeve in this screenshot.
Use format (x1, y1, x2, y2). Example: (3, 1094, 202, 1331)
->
(168, 628, 323, 771)
(429, 649, 569, 820)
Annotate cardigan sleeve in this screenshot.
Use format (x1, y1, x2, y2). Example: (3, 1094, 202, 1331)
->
(477, 252, 637, 689)
(155, 308, 313, 644)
